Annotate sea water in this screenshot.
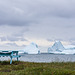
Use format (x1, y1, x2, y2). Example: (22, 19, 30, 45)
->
(0, 54, 75, 62)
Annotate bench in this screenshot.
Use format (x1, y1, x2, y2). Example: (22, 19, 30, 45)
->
(0, 51, 21, 64)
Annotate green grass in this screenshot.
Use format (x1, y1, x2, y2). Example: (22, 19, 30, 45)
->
(0, 61, 75, 75)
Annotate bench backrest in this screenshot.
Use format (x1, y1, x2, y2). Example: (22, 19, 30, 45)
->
(0, 51, 12, 56)
(0, 51, 19, 56)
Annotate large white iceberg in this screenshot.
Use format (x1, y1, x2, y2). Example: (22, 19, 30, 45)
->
(48, 41, 75, 54)
(48, 41, 65, 53)
(24, 42, 40, 54)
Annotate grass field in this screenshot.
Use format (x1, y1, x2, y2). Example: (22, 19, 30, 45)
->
(0, 61, 75, 75)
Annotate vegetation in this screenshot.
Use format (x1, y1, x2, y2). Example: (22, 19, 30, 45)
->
(0, 61, 75, 75)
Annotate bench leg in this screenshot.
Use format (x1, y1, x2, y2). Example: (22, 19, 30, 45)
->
(17, 57, 18, 61)
(10, 57, 12, 64)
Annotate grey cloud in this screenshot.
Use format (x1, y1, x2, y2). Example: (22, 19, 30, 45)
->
(0, 0, 75, 26)
(5, 43, 27, 47)
(7, 36, 28, 41)
(47, 38, 63, 42)
(13, 33, 24, 37)
(6, 43, 18, 47)
(20, 38, 28, 41)
(69, 40, 75, 45)
(54, 39, 63, 41)
(11, 28, 30, 41)
(71, 42, 75, 45)
(0, 18, 31, 26)
(7, 37, 19, 41)
(0, 36, 28, 41)
(0, 37, 7, 41)
(13, 28, 30, 37)
(0, 1, 33, 26)
(65, 38, 75, 45)
(69, 38, 75, 41)
(21, 45, 26, 47)
(47, 39, 53, 42)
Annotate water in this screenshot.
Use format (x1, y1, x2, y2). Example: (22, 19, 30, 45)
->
(0, 54, 75, 62)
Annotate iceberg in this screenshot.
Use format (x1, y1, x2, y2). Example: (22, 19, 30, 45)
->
(61, 49, 75, 54)
(24, 42, 40, 54)
(48, 41, 75, 54)
(48, 41, 65, 54)
(64, 45, 75, 50)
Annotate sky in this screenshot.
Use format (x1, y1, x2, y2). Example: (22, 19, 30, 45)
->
(0, 0, 75, 52)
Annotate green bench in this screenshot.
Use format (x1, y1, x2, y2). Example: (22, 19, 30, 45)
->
(0, 51, 21, 64)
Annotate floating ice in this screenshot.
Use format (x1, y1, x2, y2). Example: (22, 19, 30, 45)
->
(48, 41, 65, 53)
(24, 42, 40, 54)
(48, 41, 75, 54)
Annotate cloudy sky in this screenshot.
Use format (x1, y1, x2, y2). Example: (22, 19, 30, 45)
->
(0, 0, 75, 52)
